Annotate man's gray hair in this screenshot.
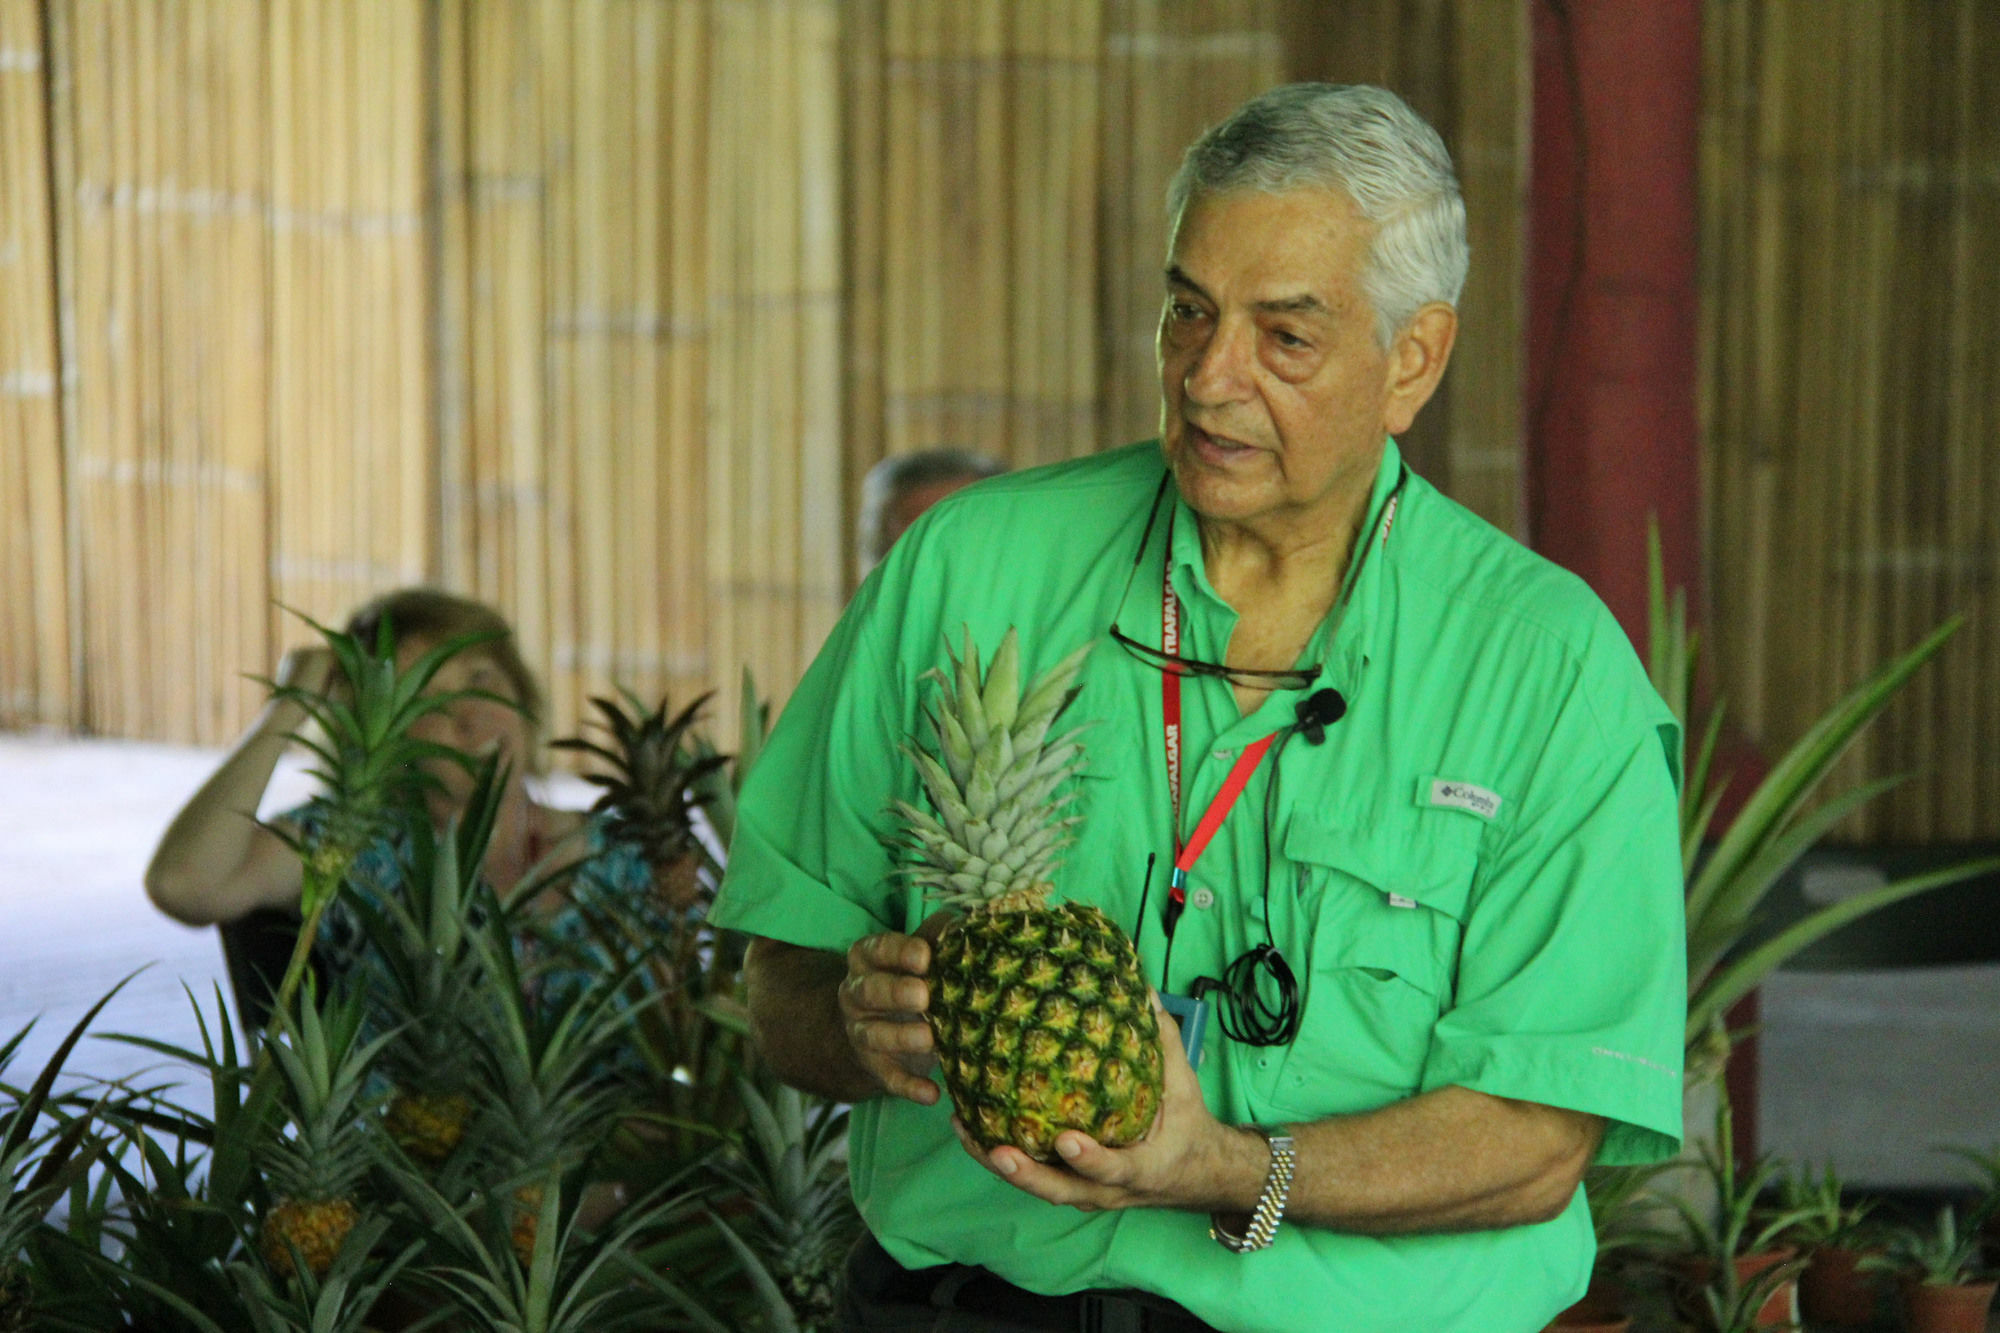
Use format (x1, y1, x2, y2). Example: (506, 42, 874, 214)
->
(858, 446, 1008, 571)
(1166, 83, 1468, 348)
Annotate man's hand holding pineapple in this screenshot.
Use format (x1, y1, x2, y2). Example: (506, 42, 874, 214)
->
(714, 84, 1687, 1333)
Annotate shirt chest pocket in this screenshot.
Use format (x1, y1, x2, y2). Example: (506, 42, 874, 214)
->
(1247, 817, 1480, 1121)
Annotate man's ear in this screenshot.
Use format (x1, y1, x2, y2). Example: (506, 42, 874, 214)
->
(1381, 302, 1459, 437)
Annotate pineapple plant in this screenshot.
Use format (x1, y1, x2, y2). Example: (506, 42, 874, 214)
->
(266, 609, 511, 1030)
(356, 755, 511, 1168)
(553, 689, 729, 911)
(458, 909, 638, 1268)
(891, 627, 1164, 1161)
(551, 685, 764, 1182)
(256, 985, 392, 1282)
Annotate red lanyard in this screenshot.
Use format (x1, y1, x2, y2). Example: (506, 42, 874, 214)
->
(1160, 554, 1280, 934)
(1151, 472, 1401, 938)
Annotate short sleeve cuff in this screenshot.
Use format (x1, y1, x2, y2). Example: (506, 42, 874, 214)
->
(710, 821, 888, 952)
(1423, 1039, 1683, 1166)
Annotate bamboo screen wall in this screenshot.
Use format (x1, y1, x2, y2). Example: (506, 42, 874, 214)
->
(2, 0, 1524, 757)
(1702, 1, 2000, 842)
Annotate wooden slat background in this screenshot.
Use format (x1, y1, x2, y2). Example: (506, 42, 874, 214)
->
(1702, 0, 1999, 841)
(9, 2, 1986, 843)
(0, 0, 70, 728)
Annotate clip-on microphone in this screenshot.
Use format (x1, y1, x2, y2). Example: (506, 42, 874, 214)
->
(1294, 688, 1347, 744)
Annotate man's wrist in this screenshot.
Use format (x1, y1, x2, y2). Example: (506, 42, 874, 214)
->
(1210, 1125, 1298, 1253)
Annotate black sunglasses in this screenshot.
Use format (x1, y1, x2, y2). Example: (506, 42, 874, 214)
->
(1106, 472, 1322, 694)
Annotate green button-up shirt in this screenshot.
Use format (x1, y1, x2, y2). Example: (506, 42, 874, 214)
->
(713, 439, 1686, 1333)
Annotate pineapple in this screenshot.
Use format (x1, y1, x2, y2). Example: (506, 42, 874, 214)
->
(554, 691, 728, 910)
(891, 628, 1164, 1162)
(464, 917, 635, 1267)
(358, 757, 512, 1169)
(257, 987, 389, 1281)
(509, 1183, 546, 1267)
(381, 1090, 474, 1165)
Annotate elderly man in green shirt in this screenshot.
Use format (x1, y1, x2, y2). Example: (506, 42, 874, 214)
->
(711, 83, 1686, 1333)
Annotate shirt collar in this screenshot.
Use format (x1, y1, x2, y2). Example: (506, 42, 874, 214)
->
(1163, 436, 1407, 685)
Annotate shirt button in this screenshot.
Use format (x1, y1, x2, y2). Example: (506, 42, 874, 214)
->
(1211, 748, 1233, 760)
(1190, 887, 1216, 910)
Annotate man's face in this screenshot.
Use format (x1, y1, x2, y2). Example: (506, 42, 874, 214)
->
(1157, 188, 1407, 541)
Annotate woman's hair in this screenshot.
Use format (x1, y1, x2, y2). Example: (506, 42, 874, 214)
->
(343, 588, 547, 763)
(1165, 83, 1468, 350)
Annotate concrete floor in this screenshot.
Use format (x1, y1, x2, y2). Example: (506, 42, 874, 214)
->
(2, 732, 1997, 1188)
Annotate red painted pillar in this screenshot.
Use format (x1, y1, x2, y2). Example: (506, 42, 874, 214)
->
(1525, 0, 1702, 639)
(1523, 1, 1749, 1151)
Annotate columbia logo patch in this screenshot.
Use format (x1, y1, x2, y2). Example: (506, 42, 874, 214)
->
(1426, 778, 1501, 820)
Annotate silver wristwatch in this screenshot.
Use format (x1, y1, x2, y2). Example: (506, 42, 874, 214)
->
(1209, 1125, 1297, 1253)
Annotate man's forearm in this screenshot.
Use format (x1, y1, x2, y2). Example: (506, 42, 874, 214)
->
(743, 938, 887, 1102)
(1258, 1087, 1603, 1234)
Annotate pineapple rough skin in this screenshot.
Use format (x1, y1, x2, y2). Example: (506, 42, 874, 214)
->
(927, 898, 1164, 1163)
(260, 1196, 360, 1280)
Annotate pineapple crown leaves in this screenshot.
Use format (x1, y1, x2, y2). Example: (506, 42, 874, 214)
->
(552, 688, 731, 866)
(461, 934, 655, 1177)
(261, 608, 517, 889)
(889, 627, 1095, 911)
(258, 982, 398, 1200)
(97, 982, 284, 1224)
(353, 759, 509, 1008)
(391, 1160, 740, 1333)
(1, 999, 124, 1265)
(703, 1079, 859, 1305)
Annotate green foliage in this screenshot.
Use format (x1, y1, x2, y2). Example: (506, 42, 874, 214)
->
(1666, 1091, 1820, 1266)
(261, 609, 519, 1032)
(1645, 524, 2000, 1073)
(1862, 1201, 1998, 1287)
(1581, 1161, 1682, 1265)
(700, 1080, 861, 1333)
(1763, 1159, 1875, 1249)
(4, 650, 834, 1330)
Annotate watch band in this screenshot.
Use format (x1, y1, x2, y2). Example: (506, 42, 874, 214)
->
(1209, 1126, 1297, 1253)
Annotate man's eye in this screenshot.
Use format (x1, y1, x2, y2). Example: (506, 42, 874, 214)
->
(1271, 329, 1309, 350)
(1169, 300, 1204, 323)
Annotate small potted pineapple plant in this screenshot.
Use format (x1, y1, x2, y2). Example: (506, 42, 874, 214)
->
(1664, 1094, 1817, 1330)
(1763, 1161, 1884, 1326)
(1863, 1200, 1999, 1333)
(1940, 1143, 2000, 1271)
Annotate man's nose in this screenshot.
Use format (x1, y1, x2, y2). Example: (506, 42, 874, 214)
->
(1182, 315, 1254, 406)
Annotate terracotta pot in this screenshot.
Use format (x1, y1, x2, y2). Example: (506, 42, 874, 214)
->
(1673, 1247, 1799, 1330)
(1798, 1244, 1886, 1326)
(1899, 1278, 1998, 1333)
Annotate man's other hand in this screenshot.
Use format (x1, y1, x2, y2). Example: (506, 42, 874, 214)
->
(840, 921, 947, 1105)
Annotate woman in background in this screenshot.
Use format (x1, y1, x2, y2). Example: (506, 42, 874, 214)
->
(144, 587, 664, 1016)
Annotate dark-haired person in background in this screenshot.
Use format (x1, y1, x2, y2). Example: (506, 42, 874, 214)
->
(856, 446, 1008, 575)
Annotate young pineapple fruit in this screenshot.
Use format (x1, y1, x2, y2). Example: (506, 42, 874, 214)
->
(258, 989, 385, 1281)
(466, 923, 633, 1267)
(555, 690, 728, 910)
(892, 628, 1163, 1162)
(361, 760, 509, 1168)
